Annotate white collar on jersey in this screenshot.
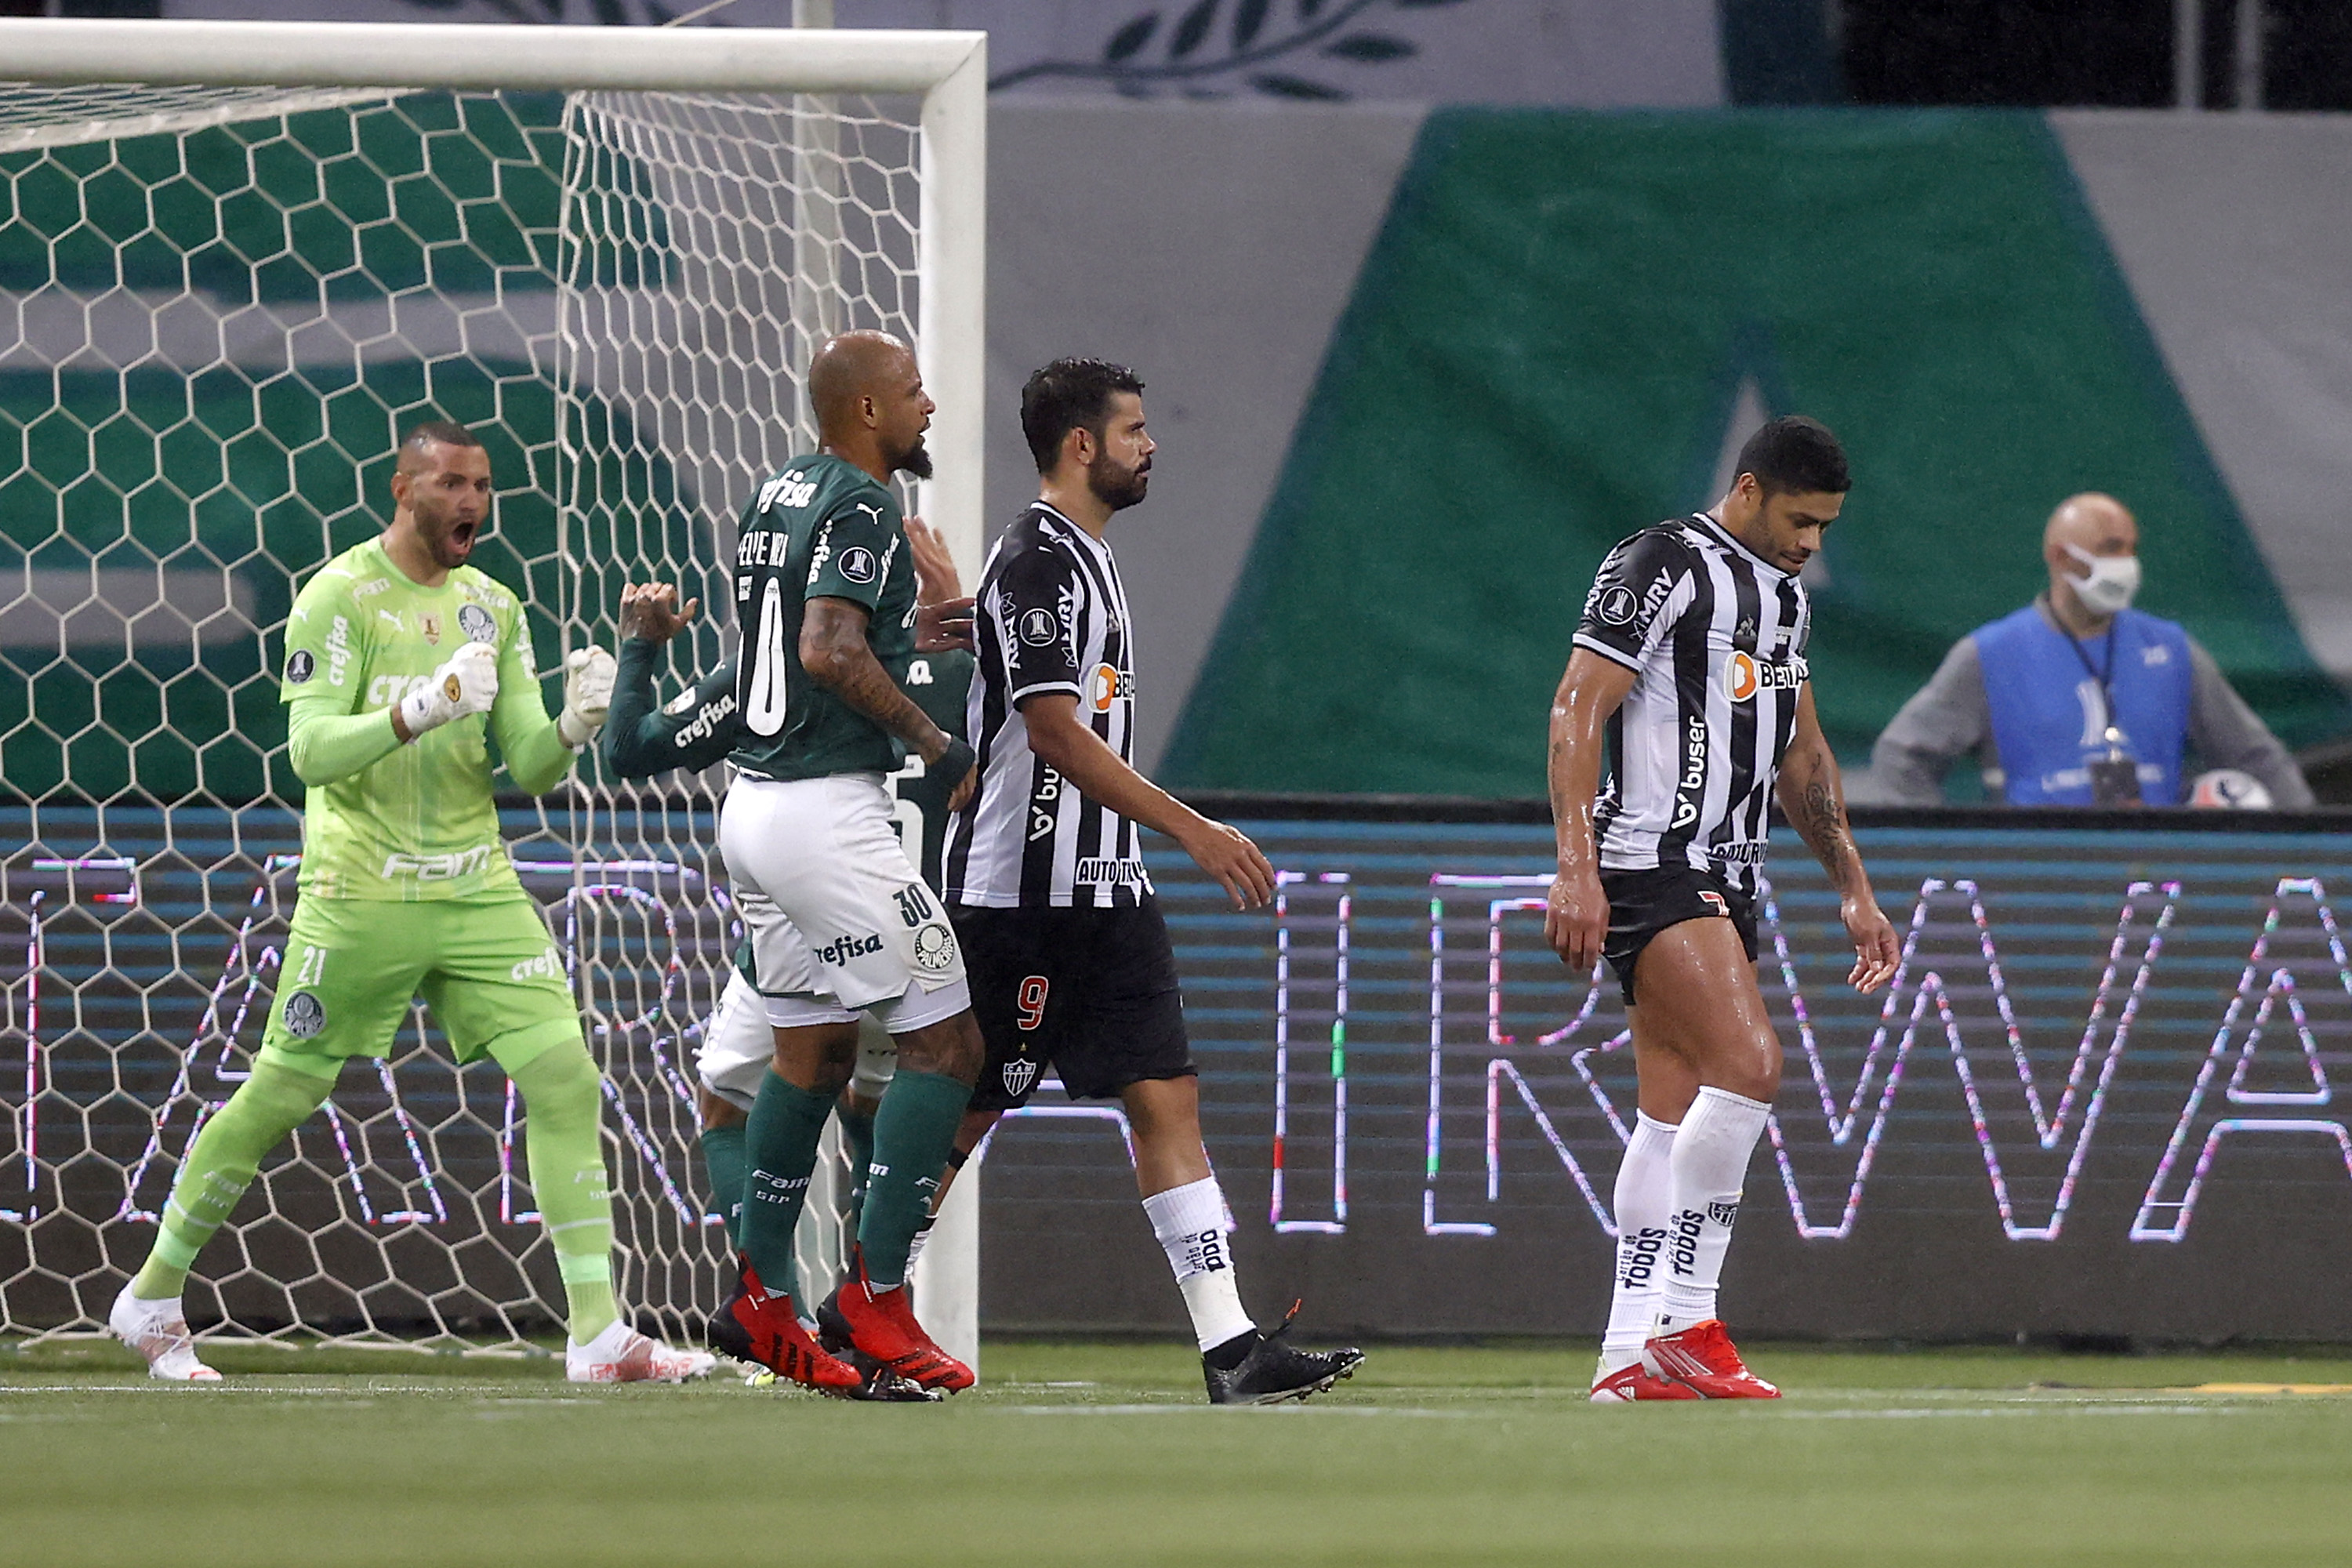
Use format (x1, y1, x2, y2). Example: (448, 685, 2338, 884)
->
(1031, 500, 1115, 561)
(1692, 511, 1792, 580)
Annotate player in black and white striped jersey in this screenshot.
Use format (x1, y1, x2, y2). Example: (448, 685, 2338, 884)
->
(1547, 416, 1900, 1403)
(945, 491, 1145, 907)
(941, 358, 1363, 1404)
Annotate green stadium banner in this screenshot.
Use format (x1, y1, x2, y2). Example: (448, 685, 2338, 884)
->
(1163, 109, 2349, 796)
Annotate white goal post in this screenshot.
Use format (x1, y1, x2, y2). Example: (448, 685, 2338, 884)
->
(0, 17, 986, 1363)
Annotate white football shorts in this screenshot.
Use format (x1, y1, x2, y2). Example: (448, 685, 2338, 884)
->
(697, 969, 897, 1112)
(717, 771, 968, 1034)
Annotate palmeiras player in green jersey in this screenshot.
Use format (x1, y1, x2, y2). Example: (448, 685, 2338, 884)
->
(698, 330, 985, 1396)
(109, 421, 716, 1385)
(602, 515, 973, 1303)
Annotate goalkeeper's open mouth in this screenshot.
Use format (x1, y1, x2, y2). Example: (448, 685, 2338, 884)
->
(448, 517, 481, 558)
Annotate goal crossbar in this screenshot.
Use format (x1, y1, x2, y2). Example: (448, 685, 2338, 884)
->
(0, 16, 989, 576)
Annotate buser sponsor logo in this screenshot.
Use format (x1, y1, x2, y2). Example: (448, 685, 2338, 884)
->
(814, 931, 884, 966)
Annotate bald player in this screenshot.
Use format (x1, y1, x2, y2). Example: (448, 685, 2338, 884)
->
(705, 329, 987, 1397)
(1871, 492, 2311, 808)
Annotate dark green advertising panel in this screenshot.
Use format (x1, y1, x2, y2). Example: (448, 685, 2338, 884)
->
(1166, 109, 2348, 795)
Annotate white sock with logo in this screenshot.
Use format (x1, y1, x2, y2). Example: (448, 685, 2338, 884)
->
(1142, 1176, 1255, 1352)
(1599, 1111, 1679, 1376)
(1656, 1086, 1771, 1334)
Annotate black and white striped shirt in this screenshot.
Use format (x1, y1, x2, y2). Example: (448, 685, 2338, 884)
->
(1573, 514, 1812, 899)
(944, 503, 1149, 908)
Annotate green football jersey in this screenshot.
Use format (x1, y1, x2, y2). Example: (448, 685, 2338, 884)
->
(278, 537, 561, 902)
(728, 452, 919, 782)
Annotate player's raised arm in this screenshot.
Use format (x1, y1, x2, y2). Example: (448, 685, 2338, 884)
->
(1544, 648, 1639, 971)
(1776, 681, 1899, 993)
(603, 583, 742, 779)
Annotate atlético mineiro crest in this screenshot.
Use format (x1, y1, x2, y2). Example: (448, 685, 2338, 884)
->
(1001, 1058, 1038, 1098)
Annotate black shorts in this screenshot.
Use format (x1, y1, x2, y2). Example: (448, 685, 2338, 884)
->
(950, 896, 1196, 1112)
(1600, 865, 1759, 1007)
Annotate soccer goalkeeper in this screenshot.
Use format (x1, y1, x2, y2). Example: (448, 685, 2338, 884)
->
(109, 422, 716, 1385)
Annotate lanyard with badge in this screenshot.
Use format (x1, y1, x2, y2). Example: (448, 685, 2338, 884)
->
(2063, 625, 2141, 806)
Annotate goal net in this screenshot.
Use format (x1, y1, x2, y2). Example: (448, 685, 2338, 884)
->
(0, 20, 986, 1357)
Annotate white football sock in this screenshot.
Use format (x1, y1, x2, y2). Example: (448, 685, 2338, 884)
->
(1143, 1176, 1255, 1352)
(1656, 1087, 1771, 1334)
(1599, 1111, 1679, 1375)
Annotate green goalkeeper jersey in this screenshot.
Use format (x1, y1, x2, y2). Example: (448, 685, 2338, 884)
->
(278, 537, 575, 902)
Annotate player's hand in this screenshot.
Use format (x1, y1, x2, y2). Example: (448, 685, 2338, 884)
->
(1842, 893, 1900, 995)
(905, 514, 965, 604)
(1544, 865, 1609, 973)
(916, 596, 976, 654)
(619, 582, 698, 644)
(947, 765, 978, 814)
(558, 646, 618, 748)
(1178, 817, 1276, 911)
(396, 641, 499, 742)
(932, 735, 978, 814)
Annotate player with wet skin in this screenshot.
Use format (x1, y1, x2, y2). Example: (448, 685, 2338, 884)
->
(710, 330, 985, 1397)
(1547, 416, 1900, 1401)
(938, 358, 1363, 1404)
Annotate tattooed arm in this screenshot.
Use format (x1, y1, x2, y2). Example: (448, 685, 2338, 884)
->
(1776, 681, 1898, 993)
(800, 596, 975, 807)
(1544, 648, 1639, 972)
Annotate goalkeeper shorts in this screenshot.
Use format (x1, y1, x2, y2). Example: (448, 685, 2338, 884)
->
(718, 771, 968, 1033)
(260, 892, 581, 1070)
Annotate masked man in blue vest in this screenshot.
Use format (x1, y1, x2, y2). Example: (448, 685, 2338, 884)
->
(1871, 492, 2310, 808)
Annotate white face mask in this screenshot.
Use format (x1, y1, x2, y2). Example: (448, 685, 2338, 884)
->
(2063, 543, 2141, 616)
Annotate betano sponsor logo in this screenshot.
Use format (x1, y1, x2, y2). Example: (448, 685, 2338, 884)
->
(1723, 649, 1806, 702)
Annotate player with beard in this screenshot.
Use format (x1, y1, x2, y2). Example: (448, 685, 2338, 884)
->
(710, 330, 986, 1396)
(939, 358, 1364, 1404)
(1546, 416, 1900, 1401)
(111, 422, 714, 1384)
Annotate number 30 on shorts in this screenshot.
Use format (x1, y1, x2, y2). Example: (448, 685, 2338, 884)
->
(1015, 975, 1049, 1032)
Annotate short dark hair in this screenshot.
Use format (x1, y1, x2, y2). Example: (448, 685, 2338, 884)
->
(397, 420, 484, 472)
(1021, 358, 1145, 474)
(1735, 416, 1849, 497)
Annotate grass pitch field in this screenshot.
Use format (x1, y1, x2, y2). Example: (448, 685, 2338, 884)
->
(4, 1339, 2350, 1567)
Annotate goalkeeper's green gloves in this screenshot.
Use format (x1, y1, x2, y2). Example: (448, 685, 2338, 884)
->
(397, 641, 499, 741)
(558, 647, 618, 749)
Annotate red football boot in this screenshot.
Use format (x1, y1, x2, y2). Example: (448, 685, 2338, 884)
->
(1642, 1319, 1780, 1399)
(706, 1259, 863, 1394)
(1589, 1360, 1703, 1403)
(818, 1248, 976, 1392)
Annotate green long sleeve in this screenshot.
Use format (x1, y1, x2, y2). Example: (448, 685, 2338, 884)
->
(602, 638, 740, 779)
(284, 691, 404, 787)
(489, 629, 577, 796)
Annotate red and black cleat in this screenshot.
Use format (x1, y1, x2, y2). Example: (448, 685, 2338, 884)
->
(706, 1258, 864, 1395)
(817, 1247, 976, 1393)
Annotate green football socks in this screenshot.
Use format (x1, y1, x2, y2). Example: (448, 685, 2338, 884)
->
(837, 1100, 876, 1221)
(699, 1122, 749, 1244)
(129, 1055, 336, 1301)
(741, 1069, 834, 1296)
(503, 1041, 619, 1345)
(857, 1068, 972, 1289)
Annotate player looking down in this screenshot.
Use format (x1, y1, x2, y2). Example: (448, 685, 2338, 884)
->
(705, 330, 985, 1396)
(110, 421, 713, 1385)
(1546, 416, 1900, 1402)
(938, 358, 1364, 1405)
(600, 519, 974, 1324)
